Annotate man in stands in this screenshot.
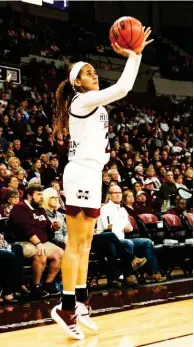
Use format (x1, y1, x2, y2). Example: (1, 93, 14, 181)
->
(7, 184, 64, 299)
(97, 185, 166, 283)
(167, 198, 187, 218)
(134, 190, 153, 215)
(159, 171, 177, 211)
(41, 154, 61, 188)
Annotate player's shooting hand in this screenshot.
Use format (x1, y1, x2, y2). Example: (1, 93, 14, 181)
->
(134, 27, 154, 55)
(111, 42, 136, 58)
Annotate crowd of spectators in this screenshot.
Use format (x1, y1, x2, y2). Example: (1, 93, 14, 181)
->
(0, 5, 192, 81)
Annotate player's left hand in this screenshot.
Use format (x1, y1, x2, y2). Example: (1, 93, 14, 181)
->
(134, 27, 154, 55)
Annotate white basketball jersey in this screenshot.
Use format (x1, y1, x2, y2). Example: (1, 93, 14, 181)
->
(68, 94, 110, 170)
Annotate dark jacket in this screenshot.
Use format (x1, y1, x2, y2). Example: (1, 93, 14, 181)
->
(159, 182, 177, 200)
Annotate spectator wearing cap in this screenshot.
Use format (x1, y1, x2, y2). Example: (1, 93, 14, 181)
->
(41, 155, 61, 188)
(28, 177, 41, 186)
(7, 184, 64, 299)
(134, 191, 153, 215)
(143, 179, 162, 215)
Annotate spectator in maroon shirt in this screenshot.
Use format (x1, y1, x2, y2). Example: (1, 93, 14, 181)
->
(7, 184, 64, 299)
(134, 191, 153, 215)
(167, 199, 187, 217)
(143, 179, 162, 214)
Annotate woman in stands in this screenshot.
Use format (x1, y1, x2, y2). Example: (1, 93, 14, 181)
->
(51, 28, 153, 340)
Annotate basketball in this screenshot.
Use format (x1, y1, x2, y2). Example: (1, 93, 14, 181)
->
(109, 16, 144, 50)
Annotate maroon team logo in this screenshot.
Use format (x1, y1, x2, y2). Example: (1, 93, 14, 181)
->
(76, 190, 90, 200)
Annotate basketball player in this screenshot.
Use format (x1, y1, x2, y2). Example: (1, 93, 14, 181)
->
(51, 27, 153, 340)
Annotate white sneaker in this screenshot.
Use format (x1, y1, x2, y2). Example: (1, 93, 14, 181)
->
(51, 303, 85, 340)
(76, 301, 98, 332)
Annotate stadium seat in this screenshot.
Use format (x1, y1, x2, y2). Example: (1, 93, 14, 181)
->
(136, 213, 166, 244)
(162, 214, 187, 242)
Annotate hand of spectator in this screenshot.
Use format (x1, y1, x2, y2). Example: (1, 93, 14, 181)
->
(52, 220, 61, 231)
(124, 225, 133, 233)
(36, 243, 47, 256)
(134, 27, 154, 55)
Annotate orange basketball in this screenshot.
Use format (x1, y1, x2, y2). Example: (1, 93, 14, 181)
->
(109, 16, 144, 50)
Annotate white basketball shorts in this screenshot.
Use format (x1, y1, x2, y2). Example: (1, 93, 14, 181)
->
(63, 161, 102, 209)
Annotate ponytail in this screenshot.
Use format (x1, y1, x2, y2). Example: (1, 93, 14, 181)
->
(54, 71, 74, 134)
(54, 63, 82, 135)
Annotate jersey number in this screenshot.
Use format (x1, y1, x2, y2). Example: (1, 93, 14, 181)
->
(105, 132, 110, 153)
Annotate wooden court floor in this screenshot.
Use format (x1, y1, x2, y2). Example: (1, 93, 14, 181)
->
(0, 300, 192, 347)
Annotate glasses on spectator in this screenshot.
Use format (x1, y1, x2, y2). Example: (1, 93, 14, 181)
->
(110, 192, 122, 194)
(167, 174, 173, 176)
(50, 196, 59, 199)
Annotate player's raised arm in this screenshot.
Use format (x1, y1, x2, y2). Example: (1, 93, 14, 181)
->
(74, 27, 153, 110)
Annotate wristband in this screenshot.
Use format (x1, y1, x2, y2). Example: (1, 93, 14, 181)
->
(35, 242, 42, 247)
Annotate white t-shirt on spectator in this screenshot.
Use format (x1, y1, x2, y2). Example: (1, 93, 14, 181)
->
(96, 200, 132, 240)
